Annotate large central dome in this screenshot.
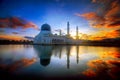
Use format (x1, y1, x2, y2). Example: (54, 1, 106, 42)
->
(41, 24, 51, 31)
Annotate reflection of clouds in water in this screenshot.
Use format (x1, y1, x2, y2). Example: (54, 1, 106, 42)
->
(98, 51, 120, 59)
(0, 45, 38, 61)
(0, 58, 37, 72)
(79, 54, 97, 60)
(82, 48, 120, 79)
(0, 45, 24, 53)
(0, 45, 120, 79)
(82, 51, 120, 80)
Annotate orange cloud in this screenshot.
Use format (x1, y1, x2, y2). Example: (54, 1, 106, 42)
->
(23, 22, 38, 30)
(89, 29, 120, 40)
(0, 17, 39, 30)
(0, 34, 26, 41)
(75, 12, 98, 20)
(92, 0, 96, 3)
(76, 0, 120, 29)
(105, 29, 120, 38)
(75, 12, 106, 28)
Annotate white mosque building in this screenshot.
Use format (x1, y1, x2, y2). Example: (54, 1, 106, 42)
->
(34, 22, 79, 44)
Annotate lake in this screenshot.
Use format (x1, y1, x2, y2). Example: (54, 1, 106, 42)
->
(0, 45, 120, 80)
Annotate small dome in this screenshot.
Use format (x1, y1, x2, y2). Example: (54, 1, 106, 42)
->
(41, 24, 51, 31)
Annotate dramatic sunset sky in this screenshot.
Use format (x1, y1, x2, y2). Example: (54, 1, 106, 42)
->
(0, 0, 120, 40)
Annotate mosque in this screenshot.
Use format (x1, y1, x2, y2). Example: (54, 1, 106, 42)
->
(34, 22, 79, 44)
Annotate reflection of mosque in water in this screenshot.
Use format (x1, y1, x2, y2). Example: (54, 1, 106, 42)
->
(33, 45, 79, 68)
(33, 45, 52, 66)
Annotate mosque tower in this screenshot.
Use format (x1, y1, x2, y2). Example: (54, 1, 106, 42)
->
(67, 22, 70, 37)
(76, 26, 79, 39)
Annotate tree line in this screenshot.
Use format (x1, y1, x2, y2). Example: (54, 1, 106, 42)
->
(0, 39, 33, 44)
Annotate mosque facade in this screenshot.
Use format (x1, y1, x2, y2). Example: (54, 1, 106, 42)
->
(34, 22, 78, 44)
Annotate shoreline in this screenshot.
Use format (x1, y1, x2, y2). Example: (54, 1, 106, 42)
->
(0, 43, 120, 47)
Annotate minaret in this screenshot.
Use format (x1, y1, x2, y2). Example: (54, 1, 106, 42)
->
(67, 22, 70, 36)
(59, 29, 62, 36)
(76, 26, 79, 39)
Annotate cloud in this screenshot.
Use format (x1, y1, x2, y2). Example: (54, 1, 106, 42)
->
(12, 32, 19, 34)
(24, 36, 34, 41)
(75, 0, 120, 28)
(0, 29, 5, 33)
(87, 29, 120, 40)
(75, 12, 105, 28)
(92, 0, 96, 3)
(105, 29, 120, 38)
(0, 17, 39, 30)
(0, 34, 27, 40)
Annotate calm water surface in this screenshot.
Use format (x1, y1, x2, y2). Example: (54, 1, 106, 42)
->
(0, 45, 120, 80)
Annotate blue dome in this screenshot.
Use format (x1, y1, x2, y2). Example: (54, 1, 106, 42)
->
(41, 24, 51, 31)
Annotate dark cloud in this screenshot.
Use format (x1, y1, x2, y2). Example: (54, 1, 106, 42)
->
(76, 0, 120, 28)
(12, 32, 19, 34)
(24, 36, 34, 41)
(0, 29, 5, 33)
(109, 21, 120, 28)
(0, 17, 39, 30)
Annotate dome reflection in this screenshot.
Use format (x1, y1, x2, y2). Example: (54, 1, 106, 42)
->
(33, 45, 52, 67)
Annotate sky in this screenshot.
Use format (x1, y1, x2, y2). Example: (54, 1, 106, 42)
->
(0, 0, 120, 40)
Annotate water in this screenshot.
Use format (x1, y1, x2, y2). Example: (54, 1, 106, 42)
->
(0, 45, 120, 80)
